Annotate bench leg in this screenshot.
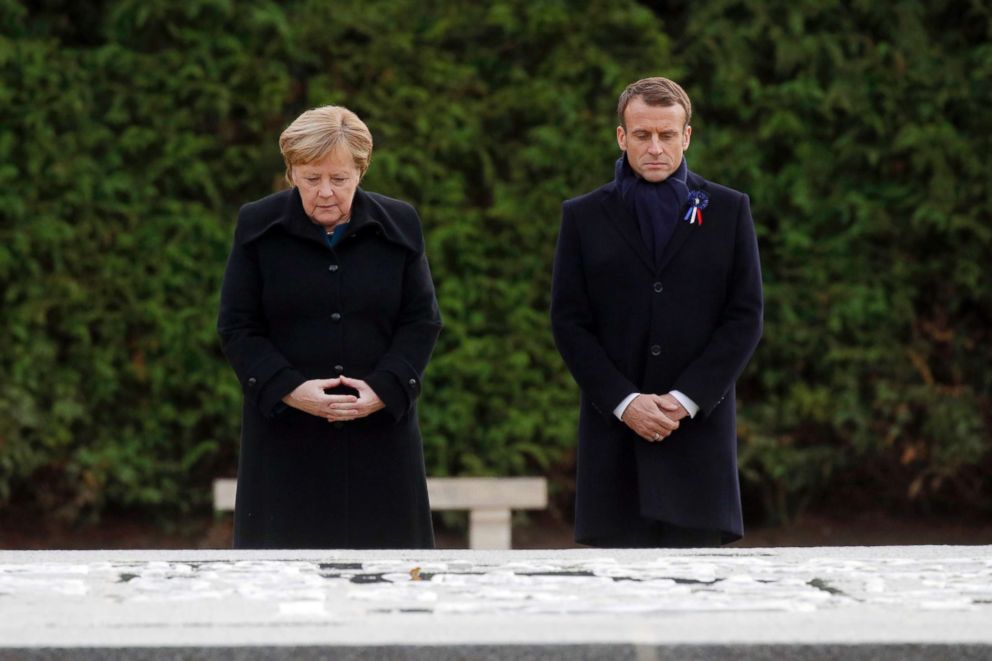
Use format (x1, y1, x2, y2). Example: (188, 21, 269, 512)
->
(468, 508, 512, 550)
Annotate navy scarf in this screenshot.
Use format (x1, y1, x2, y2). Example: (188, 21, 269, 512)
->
(615, 153, 689, 263)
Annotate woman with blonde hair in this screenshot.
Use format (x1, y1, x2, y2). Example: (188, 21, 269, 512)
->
(218, 106, 441, 548)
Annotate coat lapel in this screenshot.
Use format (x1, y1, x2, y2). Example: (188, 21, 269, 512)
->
(598, 183, 655, 274)
(347, 189, 422, 252)
(241, 188, 421, 253)
(242, 188, 328, 248)
(655, 171, 709, 273)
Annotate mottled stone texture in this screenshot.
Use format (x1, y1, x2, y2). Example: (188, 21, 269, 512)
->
(1, 547, 990, 658)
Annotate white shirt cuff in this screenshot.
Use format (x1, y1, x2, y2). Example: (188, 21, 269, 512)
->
(613, 392, 640, 420)
(670, 390, 699, 418)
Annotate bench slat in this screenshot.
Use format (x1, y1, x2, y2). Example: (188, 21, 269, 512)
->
(426, 477, 547, 509)
(212, 477, 548, 550)
(213, 477, 548, 512)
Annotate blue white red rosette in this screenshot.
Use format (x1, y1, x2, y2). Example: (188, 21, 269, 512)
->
(683, 190, 709, 225)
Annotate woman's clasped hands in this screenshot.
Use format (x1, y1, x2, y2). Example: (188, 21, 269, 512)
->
(283, 376, 385, 422)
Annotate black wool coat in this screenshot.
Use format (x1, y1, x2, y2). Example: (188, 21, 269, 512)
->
(218, 187, 442, 549)
(550, 170, 763, 544)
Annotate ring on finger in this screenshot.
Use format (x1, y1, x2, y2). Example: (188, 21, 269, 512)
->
(652, 432, 661, 441)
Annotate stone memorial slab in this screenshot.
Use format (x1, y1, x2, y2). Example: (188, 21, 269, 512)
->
(1, 546, 990, 659)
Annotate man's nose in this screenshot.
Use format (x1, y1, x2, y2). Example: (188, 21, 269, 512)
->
(649, 136, 664, 153)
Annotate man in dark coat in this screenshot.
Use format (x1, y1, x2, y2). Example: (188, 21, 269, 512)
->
(218, 106, 441, 549)
(550, 77, 763, 547)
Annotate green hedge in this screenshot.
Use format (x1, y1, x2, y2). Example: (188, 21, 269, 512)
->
(1, 0, 989, 525)
(677, 0, 992, 520)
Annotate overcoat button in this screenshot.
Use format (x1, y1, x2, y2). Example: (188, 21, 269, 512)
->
(247, 377, 257, 387)
(653, 282, 664, 293)
(331, 312, 342, 322)
(408, 378, 417, 388)
(333, 421, 344, 429)
(650, 345, 662, 356)
(328, 264, 339, 272)
(334, 364, 344, 373)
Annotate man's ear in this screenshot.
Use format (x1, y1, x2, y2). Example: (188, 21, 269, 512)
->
(617, 125, 627, 151)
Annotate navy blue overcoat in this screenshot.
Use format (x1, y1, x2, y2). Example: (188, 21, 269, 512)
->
(218, 187, 441, 549)
(550, 170, 763, 543)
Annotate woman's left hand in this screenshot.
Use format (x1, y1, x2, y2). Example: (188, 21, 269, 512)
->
(327, 375, 385, 421)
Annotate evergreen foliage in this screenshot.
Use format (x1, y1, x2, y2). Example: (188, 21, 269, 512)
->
(1, 0, 989, 524)
(673, 0, 992, 520)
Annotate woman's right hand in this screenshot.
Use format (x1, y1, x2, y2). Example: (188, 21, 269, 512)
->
(282, 378, 359, 421)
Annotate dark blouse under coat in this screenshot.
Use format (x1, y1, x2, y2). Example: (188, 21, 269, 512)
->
(218, 186, 442, 549)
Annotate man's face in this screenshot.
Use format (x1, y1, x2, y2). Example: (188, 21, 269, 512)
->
(617, 97, 691, 183)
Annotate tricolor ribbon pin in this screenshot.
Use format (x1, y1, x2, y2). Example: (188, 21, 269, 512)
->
(683, 190, 709, 226)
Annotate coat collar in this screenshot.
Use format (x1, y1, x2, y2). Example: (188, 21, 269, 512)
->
(243, 187, 421, 252)
(599, 169, 711, 274)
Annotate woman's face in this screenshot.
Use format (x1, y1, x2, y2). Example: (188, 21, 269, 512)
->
(291, 147, 361, 228)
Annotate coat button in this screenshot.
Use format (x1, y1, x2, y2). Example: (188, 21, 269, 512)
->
(328, 264, 339, 272)
(653, 282, 664, 293)
(408, 378, 417, 388)
(334, 364, 344, 373)
(333, 421, 344, 429)
(650, 344, 662, 356)
(331, 312, 342, 322)
(247, 377, 257, 387)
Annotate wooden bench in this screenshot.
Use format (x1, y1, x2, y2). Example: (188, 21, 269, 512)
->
(213, 476, 548, 550)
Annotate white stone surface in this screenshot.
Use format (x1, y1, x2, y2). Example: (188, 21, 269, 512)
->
(0, 546, 990, 650)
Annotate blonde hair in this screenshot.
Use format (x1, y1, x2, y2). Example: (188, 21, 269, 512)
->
(617, 77, 692, 129)
(279, 105, 373, 184)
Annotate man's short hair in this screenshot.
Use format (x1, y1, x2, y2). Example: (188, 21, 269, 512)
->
(617, 77, 692, 129)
